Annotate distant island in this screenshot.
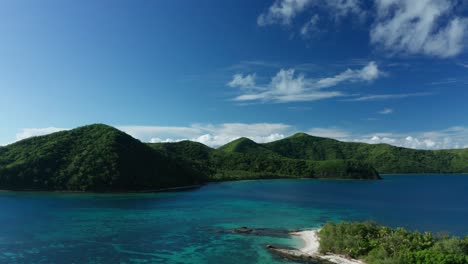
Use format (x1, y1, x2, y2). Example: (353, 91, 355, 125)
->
(0, 124, 467, 192)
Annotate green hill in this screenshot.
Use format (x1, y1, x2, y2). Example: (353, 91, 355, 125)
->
(149, 139, 380, 181)
(263, 133, 468, 173)
(150, 140, 214, 161)
(10, 124, 468, 192)
(0, 124, 204, 191)
(217, 137, 283, 158)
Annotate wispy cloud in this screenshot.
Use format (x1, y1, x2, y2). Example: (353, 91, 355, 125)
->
(227, 73, 257, 89)
(258, 0, 365, 27)
(300, 14, 320, 36)
(346, 92, 432, 102)
(257, 0, 313, 26)
(316, 61, 380, 88)
(428, 77, 460, 86)
(370, 0, 468, 58)
(259, 0, 468, 58)
(225, 60, 281, 71)
(228, 61, 381, 103)
(378, 108, 393, 114)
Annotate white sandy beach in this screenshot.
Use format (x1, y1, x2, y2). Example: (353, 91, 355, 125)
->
(291, 229, 365, 264)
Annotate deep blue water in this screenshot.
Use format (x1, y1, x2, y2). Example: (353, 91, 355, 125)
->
(0, 175, 467, 263)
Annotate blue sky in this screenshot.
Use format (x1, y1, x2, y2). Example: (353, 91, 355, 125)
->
(1, 0, 468, 149)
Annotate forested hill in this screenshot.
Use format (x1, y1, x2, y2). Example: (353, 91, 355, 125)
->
(152, 132, 468, 175)
(0, 124, 204, 191)
(4, 124, 466, 191)
(263, 133, 468, 173)
(0, 124, 380, 191)
(151, 138, 379, 181)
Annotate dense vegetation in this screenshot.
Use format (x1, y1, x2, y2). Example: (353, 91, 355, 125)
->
(4, 124, 468, 191)
(0, 124, 204, 191)
(150, 137, 380, 181)
(264, 133, 468, 173)
(318, 221, 468, 264)
(0, 125, 380, 191)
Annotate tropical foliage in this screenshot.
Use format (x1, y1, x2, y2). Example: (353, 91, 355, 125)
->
(150, 137, 380, 181)
(264, 133, 468, 173)
(0, 124, 204, 191)
(319, 221, 468, 264)
(4, 124, 468, 191)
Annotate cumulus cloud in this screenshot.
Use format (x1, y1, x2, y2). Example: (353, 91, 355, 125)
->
(15, 127, 69, 141)
(229, 61, 380, 103)
(129, 124, 468, 149)
(8, 124, 468, 150)
(371, 0, 468, 58)
(9, 123, 292, 148)
(121, 123, 292, 147)
(378, 108, 393, 114)
(308, 126, 468, 149)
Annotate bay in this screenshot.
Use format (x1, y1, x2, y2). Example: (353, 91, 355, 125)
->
(0, 174, 467, 263)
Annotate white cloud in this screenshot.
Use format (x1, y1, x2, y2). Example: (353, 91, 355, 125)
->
(308, 126, 468, 149)
(149, 138, 185, 143)
(316, 61, 380, 88)
(258, 0, 313, 26)
(122, 123, 292, 147)
(8, 124, 468, 150)
(326, 0, 366, 22)
(118, 126, 201, 141)
(258, 0, 365, 27)
(232, 68, 343, 103)
(15, 127, 69, 141)
(371, 0, 468, 58)
(307, 127, 351, 139)
(378, 108, 393, 114)
(346, 92, 432, 101)
(227, 73, 257, 89)
(137, 124, 468, 149)
(259, 0, 467, 58)
(230, 61, 380, 103)
(300, 14, 320, 35)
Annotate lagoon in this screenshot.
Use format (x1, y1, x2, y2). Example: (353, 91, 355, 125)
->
(0, 175, 467, 263)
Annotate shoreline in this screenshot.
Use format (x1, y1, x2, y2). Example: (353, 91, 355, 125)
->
(292, 229, 364, 264)
(2, 173, 467, 194)
(0, 184, 203, 194)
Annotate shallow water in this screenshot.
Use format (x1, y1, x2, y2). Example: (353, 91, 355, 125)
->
(0, 175, 467, 263)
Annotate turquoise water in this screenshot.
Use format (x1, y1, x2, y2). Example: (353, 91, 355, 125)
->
(0, 175, 467, 263)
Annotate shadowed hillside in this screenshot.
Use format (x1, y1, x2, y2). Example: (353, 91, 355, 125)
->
(8, 124, 467, 192)
(0, 124, 204, 191)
